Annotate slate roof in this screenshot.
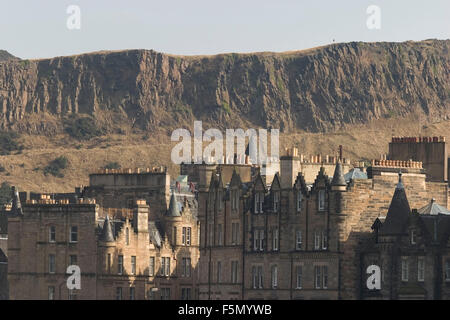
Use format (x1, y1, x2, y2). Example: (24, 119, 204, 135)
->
(167, 192, 181, 217)
(418, 198, 450, 215)
(99, 215, 115, 242)
(331, 162, 347, 186)
(379, 172, 411, 235)
(344, 168, 368, 182)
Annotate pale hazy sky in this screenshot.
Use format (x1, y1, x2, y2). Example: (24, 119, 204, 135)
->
(1, 0, 449, 59)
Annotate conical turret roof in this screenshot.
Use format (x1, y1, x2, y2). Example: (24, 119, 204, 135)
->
(100, 215, 115, 242)
(331, 162, 347, 186)
(167, 192, 181, 217)
(379, 172, 411, 235)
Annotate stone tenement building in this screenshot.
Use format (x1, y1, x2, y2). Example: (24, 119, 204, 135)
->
(4, 168, 200, 300)
(2, 137, 450, 300)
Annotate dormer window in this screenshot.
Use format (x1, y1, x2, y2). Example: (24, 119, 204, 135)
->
(273, 192, 280, 212)
(297, 191, 302, 213)
(254, 192, 264, 214)
(318, 190, 326, 211)
(410, 230, 417, 244)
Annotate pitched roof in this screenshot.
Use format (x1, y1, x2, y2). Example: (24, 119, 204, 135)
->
(331, 162, 347, 186)
(379, 172, 411, 235)
(99, 215, 115, 242)
(418, 198, 450, 215)
(167, 192, 181, 217)
(344, 168, 368, 182)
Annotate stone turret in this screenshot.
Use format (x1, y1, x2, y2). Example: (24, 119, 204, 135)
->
(331, 162, 347, 191)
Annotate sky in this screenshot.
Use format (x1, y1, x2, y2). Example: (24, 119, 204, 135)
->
(1, 0, 449, 59)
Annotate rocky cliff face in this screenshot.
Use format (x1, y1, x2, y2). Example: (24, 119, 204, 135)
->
(0, 40, 448, 134)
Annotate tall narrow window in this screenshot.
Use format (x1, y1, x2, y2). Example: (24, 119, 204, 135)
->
(314, 266, 321, 289)
(259, 230, 265, 251)
(165, 257, 171, 276)
(118, 255, 123, 275)
(297, 191, 302, 213)
(130, 287, 135, 300)
(411, 230, 417, 245)
(318, 190, 325, 211)
(107, 253, 111, 274)
(314, 231, 321, 250)
(48, 286, 55, 300)
(182, 227, 186, 245)
(254, 230, 259, 251)
(445, 260, 450, 281)
(172, 227, 177, 245)
(70, 226, 78, 243)
(69, 255, 77, 266)
(271, 265, 278, 289)
(126, 227, 130, 245)
(296, 266, 302, 289)
(217, 224, 223, 246)
(49, 254, 55, 273)
(217, 261, 222, 283)
(232, 223, 239, 245)
(255, 192, 263, 213)
(252, 266, 257, 289)
(160, 288, 170, 300)
(273, 192, 280, 212)
(322, 266, 328, 289)
(258, 266, 263, 289)
(131, 256, 136, 275)
(49, 226, 56, 243)
(116, 287, 122, 300)
(273, 228, 279, 251)
(186, 227, 191, 246)
(149, 257, 155, 276)
(296, 230, 302, 250)
(160, 257, 166, 276)
(322, 231, 328, 250)
(401, 257, 409, 282)
(417, 257, 425, 282)
(231, 261, 238, 284)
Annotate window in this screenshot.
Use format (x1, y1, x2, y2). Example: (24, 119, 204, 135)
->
(217, 224, 223, 246)
(172, 227, 177, 245)
(186, 227, 191, 246)
(232, 190, 239, 211)
(296, 266, 302, 289)
(208, 223, 214, 246)
(49, 254, 55, 273)
(160, 288, 170, 300)
(131, 256, 136, 275)
(314, 266, 321, 289)
(218, 190, 223, 210)
(322, 231, 328, 250)
(271, 265, 278, 289)
(182, 257, 191, 277)
(107, 254, 111, 273)
(49, 226, 56, 242)
(273, 192, 280, 211)
(126, 227, 130, 245)
(258, 266, 263, 289)
(217, 261, 222, 283)
(411, 230, 417, 245)
(254, 192, 263, 213)
(297, 191, 302, 212)
(116, 287, 122, 300)
(232, 223, 239, 245)
(118, 255, 123, 275)
(252, 266, 258, 289)
(445, 260, 450, 281)
(253, 230, 259, 251)
(401, 257, 409, 282)
(48, 286, 55, 300)
(314, 231, 321, 250)
(149, 257, 155, 276)
(130, 287, 135, 300)
(70, 226, 78, 243)
(161, 257, 170, 276)
(68, 289, 77, 300)
(181, 288, 191, 300)
(322, 266, 328, 289)
(231, 261, 238, 283)
(295, 230, 302, 250)
(318, 190, 325, 211)
(259, 230, 265, 251)
(69, 255, 77, 266)
(417, 257, 425, 282)
(273, 228, 279, 251)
